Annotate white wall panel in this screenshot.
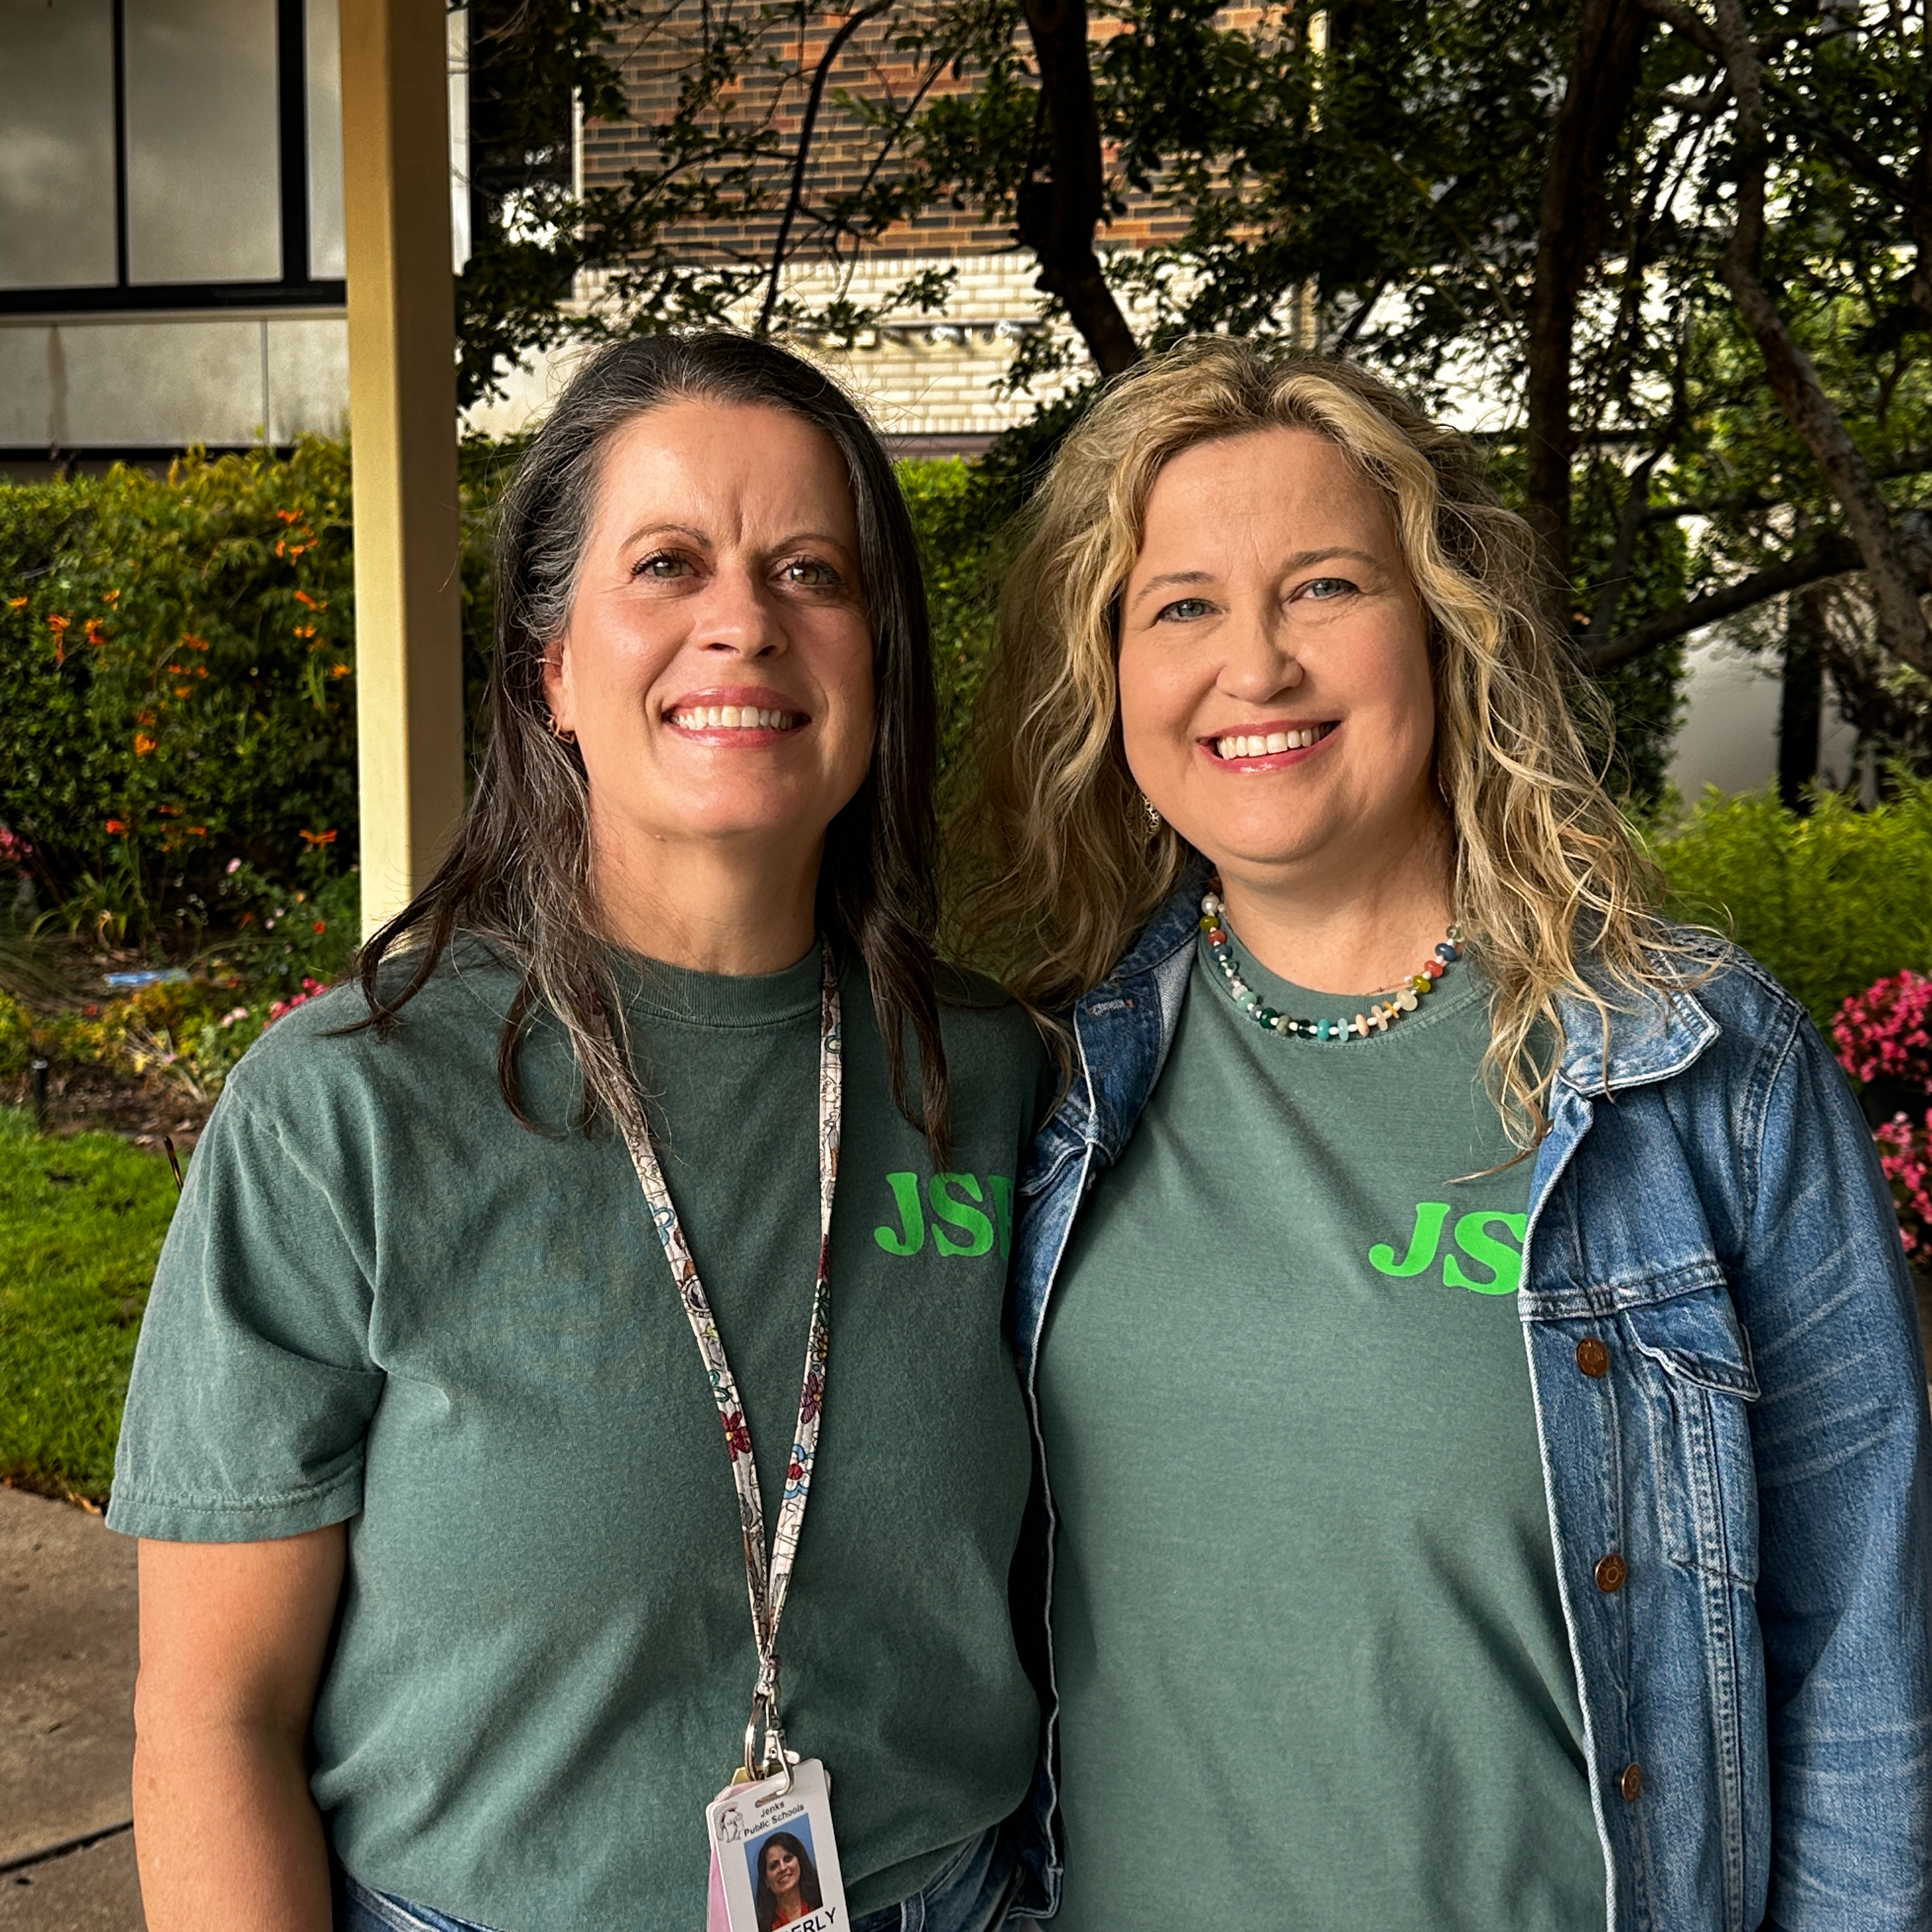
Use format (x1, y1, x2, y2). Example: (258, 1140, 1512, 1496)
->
(266, 316, 349, 440)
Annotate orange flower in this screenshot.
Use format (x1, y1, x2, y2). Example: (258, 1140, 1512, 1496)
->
(293, 590, 325, 610)
(47, 614, 69, 632)
(104, 818, 126, 835)
(102, 589, 119, 606)
(293, 624, 317, 640)
(298, 828, 339, 846)
(7, 597, 26, 610)
(84, 619, 106, 647)
(313, 919, 326, 934)
(330, 663, 351, 678)
(134, 734, 158, 756)
(182, 633, 209, 652)
(187, 825, 207, 836)
(277, 509, 300, 523)
(174, 686, 191, 698)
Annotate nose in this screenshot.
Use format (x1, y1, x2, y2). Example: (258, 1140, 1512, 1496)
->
(694, 560, 786, 658)
(1218, 603, 1303, 703)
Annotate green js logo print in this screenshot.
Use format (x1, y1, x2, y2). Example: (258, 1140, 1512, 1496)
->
(1370, 1202, 1529, 1295)
(874, 1172, 1015, 1260)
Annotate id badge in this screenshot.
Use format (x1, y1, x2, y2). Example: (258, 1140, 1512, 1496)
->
(706, 1758, 850, 1932)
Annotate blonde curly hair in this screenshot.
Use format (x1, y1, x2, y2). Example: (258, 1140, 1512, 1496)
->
(947, 337, 1681, 1147)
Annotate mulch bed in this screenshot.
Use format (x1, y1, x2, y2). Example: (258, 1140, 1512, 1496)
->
(0, 1063, 210, 1151)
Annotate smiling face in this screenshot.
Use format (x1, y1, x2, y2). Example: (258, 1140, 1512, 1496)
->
(1118, 425, 1443, 901)
(543, 397, 876, 908)
(762, 1840, 802, 1896)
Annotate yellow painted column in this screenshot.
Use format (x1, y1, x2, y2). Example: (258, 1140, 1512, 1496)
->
(340, 0, 467, 937)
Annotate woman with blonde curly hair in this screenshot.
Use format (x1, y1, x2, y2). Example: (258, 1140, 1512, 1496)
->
(961, 340, 1932, 1931)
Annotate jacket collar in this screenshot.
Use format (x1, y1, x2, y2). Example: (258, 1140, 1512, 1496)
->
(1552, 969, 1720, 1097)
(1102, 864, 1721, 1098)
(1093, 854, 1214, 994)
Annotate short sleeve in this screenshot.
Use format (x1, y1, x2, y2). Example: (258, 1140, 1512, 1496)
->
(107, 1052, 385, 1543)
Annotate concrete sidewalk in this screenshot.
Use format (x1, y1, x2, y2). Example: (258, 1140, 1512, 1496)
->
(0, 1487, 144, 1932)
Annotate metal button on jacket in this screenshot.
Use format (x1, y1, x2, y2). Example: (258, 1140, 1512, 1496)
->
(1620, 1763, 1644, 1802)
(1595, 1551, 1628, 1593)
(1575, 1335, 1609, 1377)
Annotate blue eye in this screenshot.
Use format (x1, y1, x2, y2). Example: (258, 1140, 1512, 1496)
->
(1156, 597, 1213, 622)
(1300, 576, 1357, 601)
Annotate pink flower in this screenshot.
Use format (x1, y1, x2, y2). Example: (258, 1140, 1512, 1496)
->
(1875, 1108, 1932, 1257)
(1833, 972, 1932, 1090)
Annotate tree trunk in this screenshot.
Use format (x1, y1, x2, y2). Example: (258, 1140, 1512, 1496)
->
(1778, 583, 1827, 813)
(1708, 0, 1932, 677)
(1018, 0, 1142, 378)
(1524, 0, 1650, 590)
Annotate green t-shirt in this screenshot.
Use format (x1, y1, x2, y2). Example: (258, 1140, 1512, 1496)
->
(109, 943, 1045, 1932)
(1038, 927, 1603, 1929)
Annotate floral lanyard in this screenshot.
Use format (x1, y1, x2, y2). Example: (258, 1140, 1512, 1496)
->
(617, 940, 841, 1788)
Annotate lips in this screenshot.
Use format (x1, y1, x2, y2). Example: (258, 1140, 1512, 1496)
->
(1206, 721, 1337, 760)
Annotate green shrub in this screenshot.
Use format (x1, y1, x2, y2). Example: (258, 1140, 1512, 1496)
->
(899, 457, 999, 792)
(1648, 777, 1932, 1027)
(0, 991, 32, 1080)
(0, 443, 358, 939)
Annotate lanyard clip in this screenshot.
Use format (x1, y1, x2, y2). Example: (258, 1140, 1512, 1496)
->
(743, 1684, 795, 1794)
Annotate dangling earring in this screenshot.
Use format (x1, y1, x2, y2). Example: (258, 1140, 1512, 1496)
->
(548, 714, 576, 746)
(1140, 793, 1163, 834)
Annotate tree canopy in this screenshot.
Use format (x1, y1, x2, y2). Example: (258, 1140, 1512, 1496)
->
(457, 0, 1932, 775)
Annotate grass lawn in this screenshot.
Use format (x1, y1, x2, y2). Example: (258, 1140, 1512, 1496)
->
(0, 1107, 180, 1505)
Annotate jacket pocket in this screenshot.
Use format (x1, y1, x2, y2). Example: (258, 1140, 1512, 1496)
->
(1622, 1275, 1761, 1585)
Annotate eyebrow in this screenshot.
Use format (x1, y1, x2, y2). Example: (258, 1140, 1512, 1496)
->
(1129, 546, 1381, 609)
(615, 521, 855, 556)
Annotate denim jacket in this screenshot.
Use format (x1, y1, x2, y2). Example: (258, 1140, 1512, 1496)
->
(1005, 868, 1932, 1932)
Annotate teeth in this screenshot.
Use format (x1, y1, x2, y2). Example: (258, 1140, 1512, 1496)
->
(672, 705, 799, 730)
(1215, 725, 1328, 758)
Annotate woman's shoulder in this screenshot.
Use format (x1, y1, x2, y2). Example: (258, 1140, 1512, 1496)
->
(933, 960, 1049, 1057)
(218, 942, 525, 1119)
(1561, 919, 1819, 1101)
(1643, 920, 1811, 1034)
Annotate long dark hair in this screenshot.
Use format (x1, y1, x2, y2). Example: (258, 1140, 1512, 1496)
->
(355, 332, 949, 1156)
(753, 1830, 823, 1930)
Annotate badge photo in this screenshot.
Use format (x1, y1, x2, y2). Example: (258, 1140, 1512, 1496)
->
(707, 1758, 850, 1932)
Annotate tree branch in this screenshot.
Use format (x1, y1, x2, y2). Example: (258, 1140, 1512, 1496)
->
(1637, 0, 1720, 58)
(1584, 534, 1861, 672)
(1017, 0, 1142, 378)
(1708, 0, 1932, 676)
(755, 0, 896, 340)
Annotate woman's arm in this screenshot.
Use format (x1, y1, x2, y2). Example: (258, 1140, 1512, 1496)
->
(1744, 1015, 1932, 1929)
(132, 1524, 347, 1932)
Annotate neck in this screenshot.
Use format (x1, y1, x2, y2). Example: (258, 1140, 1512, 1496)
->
(1213, 809, 1453, 995)
(591, 826, 822, 975)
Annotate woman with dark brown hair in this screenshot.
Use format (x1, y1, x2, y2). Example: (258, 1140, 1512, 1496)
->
(755, 1831, 824, 1930)
(110, 334, 1041, 1932)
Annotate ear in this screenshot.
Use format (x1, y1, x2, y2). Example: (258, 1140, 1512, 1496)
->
(540, 634, 575, 737)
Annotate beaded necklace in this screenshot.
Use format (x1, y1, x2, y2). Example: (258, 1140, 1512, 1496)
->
(1200, 886, 1464, 1041)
